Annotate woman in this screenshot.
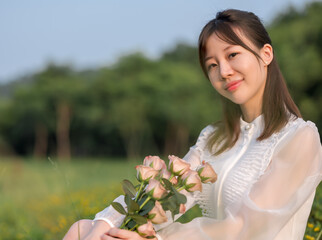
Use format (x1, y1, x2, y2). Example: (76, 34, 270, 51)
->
(64, 9, 322, 240)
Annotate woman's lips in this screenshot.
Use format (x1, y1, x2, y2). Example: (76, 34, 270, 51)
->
(225, 80, 243, 92)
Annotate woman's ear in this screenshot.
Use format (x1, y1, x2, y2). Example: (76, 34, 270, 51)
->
(261, 44, 273, 66)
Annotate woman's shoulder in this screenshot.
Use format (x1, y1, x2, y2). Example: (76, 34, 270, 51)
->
(280, 116, 321, 146)
(286, 116, 319, 135)
(193, 124, 216, 150)
(199, 124, 216, 136)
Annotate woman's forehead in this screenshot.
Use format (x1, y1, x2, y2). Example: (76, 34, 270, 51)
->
(204, 29, 258, 55)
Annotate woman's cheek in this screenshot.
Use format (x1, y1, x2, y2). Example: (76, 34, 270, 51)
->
(211, 81, 223, 94)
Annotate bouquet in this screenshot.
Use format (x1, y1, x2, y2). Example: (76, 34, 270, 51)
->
(111, 155, 217, 238)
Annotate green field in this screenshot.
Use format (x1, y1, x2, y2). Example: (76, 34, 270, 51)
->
(0, 158, 321, 240)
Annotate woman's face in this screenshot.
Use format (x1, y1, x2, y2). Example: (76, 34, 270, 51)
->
(204, 31, 272, 113)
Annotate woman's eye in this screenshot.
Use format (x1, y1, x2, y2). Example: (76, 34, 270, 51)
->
(228, 52, 238, 58)
(207, 63, 217, 71)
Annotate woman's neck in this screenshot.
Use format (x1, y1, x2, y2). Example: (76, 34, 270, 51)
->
(240, 106, 262, 123)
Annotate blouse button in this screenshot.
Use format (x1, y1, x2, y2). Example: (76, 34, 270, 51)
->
(245, 124, 252, 130)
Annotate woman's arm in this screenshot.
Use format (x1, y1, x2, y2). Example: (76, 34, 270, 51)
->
(157, 123, 322, 240)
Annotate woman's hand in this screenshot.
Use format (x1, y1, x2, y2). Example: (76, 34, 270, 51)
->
(79, 220, 111, 240)
(101, 228, 157, 240)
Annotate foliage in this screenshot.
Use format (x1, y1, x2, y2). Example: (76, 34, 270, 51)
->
(0, 2, 321, 159)
(268, 1, 322, 131)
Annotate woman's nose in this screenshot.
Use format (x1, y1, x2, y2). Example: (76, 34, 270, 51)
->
(219, 61, 234, 79)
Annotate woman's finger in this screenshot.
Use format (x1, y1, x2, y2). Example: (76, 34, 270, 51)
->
(100, 233, 117, 240)
(107, 228, 137, 239)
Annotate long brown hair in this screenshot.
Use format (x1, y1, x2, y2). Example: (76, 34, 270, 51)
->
(198, 9, 301, 155)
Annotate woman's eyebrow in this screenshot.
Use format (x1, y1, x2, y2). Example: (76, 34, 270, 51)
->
(224, 45, 235, 51)
(205, 45, 238, 61)
(204, 56, 213, 62)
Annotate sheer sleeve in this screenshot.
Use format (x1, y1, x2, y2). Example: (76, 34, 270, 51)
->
(182, 125, 215, 169)
(157, 123, 322, 240)
(93, 195, 126, 227)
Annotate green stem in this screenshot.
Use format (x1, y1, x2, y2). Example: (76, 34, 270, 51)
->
(120, 217, 131, 229)
(130, 223, 139, 231)
(169, 173, 175, 182)
(120, 195, 152, 229)
(77, 221, 80, 240)
(135, 182, 145, 201)
(176, 186, 186, 192)
(317, 229, 322, 240)
(139, 196, 151, 210)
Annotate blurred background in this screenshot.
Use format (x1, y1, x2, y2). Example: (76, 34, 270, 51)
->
(0, 1, 321, 239)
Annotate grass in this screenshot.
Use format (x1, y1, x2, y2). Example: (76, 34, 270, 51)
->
(0, 157, 139, 240)
(0, 158, 321, 240)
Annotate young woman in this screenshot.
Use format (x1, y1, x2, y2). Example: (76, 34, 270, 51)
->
(64, 9, 322, 240)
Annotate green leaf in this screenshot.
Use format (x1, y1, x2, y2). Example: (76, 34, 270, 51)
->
(185, 183, 196, 191)
(172, 186, 187, 204)
(131, 214, 148, 225)
(161, 201, 170, 211)
(171, 208, 179, 221)
(140, 200, 155, 215)
(197, 167, 204, 176)
(162, 178, 173, 190)
(138, 195, 148, 205)
(164, 196, 177, 212)
(111, 202, 127, 215)
(126, 219, 136, 229)
(146, 236, 157, 239)
(125, 194, 131, 207)
(200, 176, 210, 183)
(125, 195, 139, 214)
(175, 192, 187, 204)
(175, 204, 203, 224)
(122, 179, 137, 198)
(147, 213, 156, 219)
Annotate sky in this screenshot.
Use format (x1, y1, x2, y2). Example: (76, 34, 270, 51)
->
(0, 0, 314, 83)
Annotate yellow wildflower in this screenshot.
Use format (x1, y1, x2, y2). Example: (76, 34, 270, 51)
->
(304, 235, 315, 240)
(58, 215, 67, 229)
(314, 226, 320, 232)
(308, 223, 314, 228)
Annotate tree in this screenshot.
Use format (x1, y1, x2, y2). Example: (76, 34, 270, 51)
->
(268, 2, 322, 131)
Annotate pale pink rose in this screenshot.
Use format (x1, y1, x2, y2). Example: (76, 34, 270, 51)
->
(149, 201, 167, 224)
(198, 161, 217, 183)
(179, 204, 186, 214)
(143, 155, 166, 171)
(137, 221, 156, 237)
(168, 155, 191, 176)
(160, 168, 178, 185)
(136, 165, 159, 182)
(182, 170, 202, 192)
(146, 179, 167, 200)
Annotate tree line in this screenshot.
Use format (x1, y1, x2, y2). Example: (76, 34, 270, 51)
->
(0, 2, 321, 160)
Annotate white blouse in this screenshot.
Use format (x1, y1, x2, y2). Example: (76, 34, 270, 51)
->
(94, 115, 322, 240)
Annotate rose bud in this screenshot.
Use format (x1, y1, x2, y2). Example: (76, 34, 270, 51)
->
(182, 170, 202, 192)
(179, 204, 186, 214)
(137, 220, 156, 237)
(168, 155, 191, 176)
(136, 165, 159, 182)
(160, 168, 178, 185)
(146, 179, 167, 200)
(198, 161, 217, 183)
(143, 155, 167, 171)
(149, 201, 167, 224)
